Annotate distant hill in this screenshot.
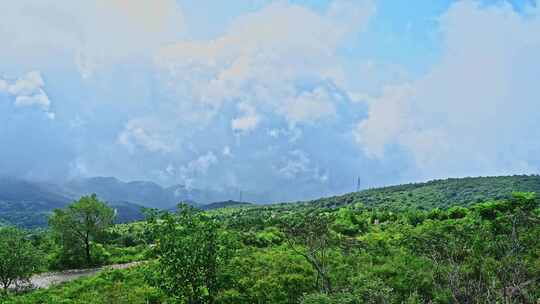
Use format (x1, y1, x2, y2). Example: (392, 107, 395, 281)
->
(65, 177, 178, 209)
(201, 200, 254, 210)
(300, 175, 540, 210)
(0, 178, 148, 228)
(65, 177, 249, 209)
(0, 176, 251, 228)
(3, 175, 539, 227)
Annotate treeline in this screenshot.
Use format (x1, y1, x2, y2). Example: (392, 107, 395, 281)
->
(302, 174, 540, 210)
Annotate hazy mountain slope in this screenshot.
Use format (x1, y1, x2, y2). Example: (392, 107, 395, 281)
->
(3, 175, 539, 228)
(0, 176, 246, 228)
(64, 177, 177, 209)
(0, 178, 72, 227)
(0, 178, 147, 228)
(0, 178, 71, 208)
(65, 177, 245, 208)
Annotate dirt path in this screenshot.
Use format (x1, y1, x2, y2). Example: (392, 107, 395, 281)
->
(24, 262, 141, 289)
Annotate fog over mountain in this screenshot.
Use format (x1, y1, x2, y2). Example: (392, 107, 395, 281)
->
(0, 175, 260, 228)
(0, 176, 260, 208)
(1, 0, 539, 202)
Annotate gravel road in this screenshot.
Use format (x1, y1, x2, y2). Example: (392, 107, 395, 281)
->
(15, 262, 141, 290)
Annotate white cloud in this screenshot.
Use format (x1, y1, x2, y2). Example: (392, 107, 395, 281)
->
(354, 84, 415, 158)
(355, 1, 540, 178)
(117, 119, 173, 153)
(268, 126, 303, 142)
(15, 92, 50, 109)
(222, 146, 233, 158)
(0, 0, 185, 76)
(178, 152, 218, 188)
(0, 71, 54, 118)
(277, 150, 328, 183)
(281, 87, 337, 125)
(231, 103, 260, 133)
(155, 0, 374, 126)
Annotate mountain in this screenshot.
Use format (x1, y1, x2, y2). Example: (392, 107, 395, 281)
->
(65, 177, 249, 208)
(0, 178, 72, 228)
(0, 176, 249, 228)
(65, 177, 177, 209)
(0, 178, 148, 228)
(3, 174, 539, 228)
(0, 178, 71, 208)
(300, 175, 540, 210)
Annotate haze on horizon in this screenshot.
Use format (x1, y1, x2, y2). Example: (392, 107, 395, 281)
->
(1, 0, 539, 202)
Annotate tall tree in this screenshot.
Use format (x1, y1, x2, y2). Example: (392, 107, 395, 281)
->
(147, 203, 236, 304)
(49, 194, 115, 267)
(281, 211, 336, 294)
(0, 227, 41, 293)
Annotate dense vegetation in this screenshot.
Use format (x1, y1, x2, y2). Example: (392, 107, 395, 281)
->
(2, 186, 539, 303)
(299, 175, 540, 210)
(1, 175, 539, 228)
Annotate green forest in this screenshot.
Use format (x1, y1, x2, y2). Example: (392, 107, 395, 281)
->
(1, 177, 539, 303)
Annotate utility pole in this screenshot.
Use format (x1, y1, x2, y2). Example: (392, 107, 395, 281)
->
(356, 177, 361, 192)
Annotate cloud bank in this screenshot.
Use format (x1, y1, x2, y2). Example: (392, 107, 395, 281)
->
(355, 1, 540, 179)
(1, 0, 539, 202)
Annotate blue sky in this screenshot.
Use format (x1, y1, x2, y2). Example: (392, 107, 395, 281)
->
(1, 0, 539, 202)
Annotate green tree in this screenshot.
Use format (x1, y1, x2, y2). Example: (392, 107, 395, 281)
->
(49, 194, 115, 267)
(281, 212, 337, 294)
(147, 203, 236, 304)
(0, 227, 42, 293)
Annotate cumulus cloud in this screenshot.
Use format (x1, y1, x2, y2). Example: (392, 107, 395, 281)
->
(231, 103, 260, 133)
(277, 150, 328, 183)
(0, 0, 184, 76)
(155, 0, 374, 126)
(5, 0, 538, 202)
(117, 119, 173, 153)
(178, 152, 218, 188)
(280, 87, 337, 125)
(354, 84, 415, 158)
(0, 71, 54, 118)
(355, 1, 540, 178)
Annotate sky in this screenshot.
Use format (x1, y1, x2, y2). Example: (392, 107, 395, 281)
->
(1, 0, 539, 202)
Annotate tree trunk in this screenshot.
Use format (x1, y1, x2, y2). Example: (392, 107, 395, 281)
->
(85, 234, 91, 265)
(2, 279, 11, 294)
(306, 255, 332, 294)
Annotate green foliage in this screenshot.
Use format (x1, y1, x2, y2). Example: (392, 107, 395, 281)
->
(3, 266, 162, 304)
(146, 203, 237, 304)
(306, 175, 540, 210)
(6, 191, 540, 304)
(0, 227, 42, 293)
(300, 292, 357, 304)
(220, 246, 315, 303)
(49, 194, 115, 268)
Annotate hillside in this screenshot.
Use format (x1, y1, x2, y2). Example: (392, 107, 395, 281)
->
(201, 200, 254, 210)
(300, 175, 540, 210)
(0, 177, 249, 228)
(0, 179, 147, 228)
(5, 189, 539, 303)
(3, 175, 539, 228)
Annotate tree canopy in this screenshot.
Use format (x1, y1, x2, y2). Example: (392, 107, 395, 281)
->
(49, 194, 115, 267)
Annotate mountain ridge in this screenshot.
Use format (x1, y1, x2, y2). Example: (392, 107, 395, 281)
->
(2, 174, 540, 228)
